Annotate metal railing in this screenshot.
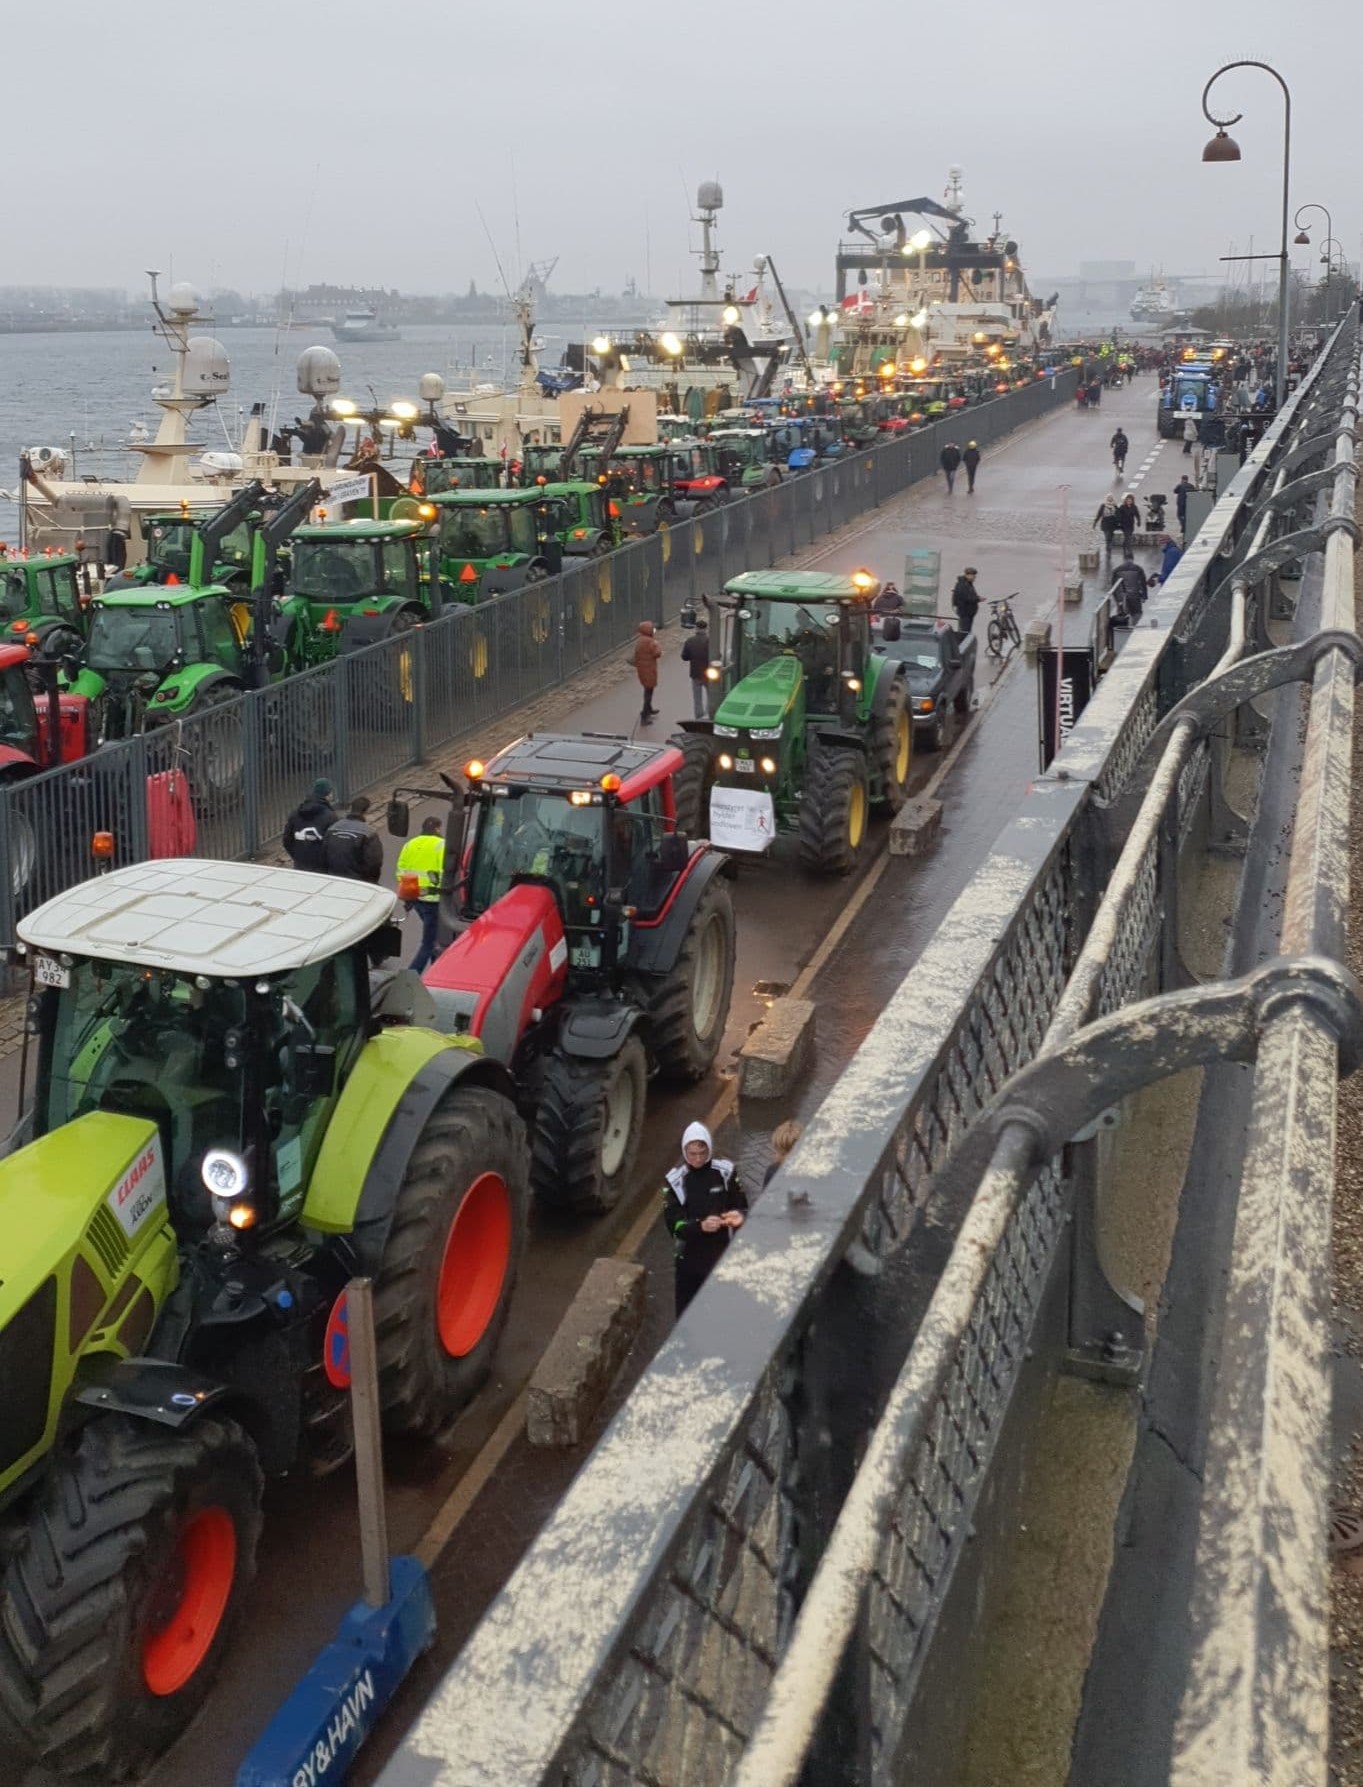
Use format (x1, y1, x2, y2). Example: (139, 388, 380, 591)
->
(377, 319, 1361, 1787)
(0, 371, 1075, 946)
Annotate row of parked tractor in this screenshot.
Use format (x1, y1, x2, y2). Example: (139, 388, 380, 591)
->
(0, 561, 971, 1781)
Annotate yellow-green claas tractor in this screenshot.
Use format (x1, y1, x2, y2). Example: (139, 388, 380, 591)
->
(0, 860, 527, 1780)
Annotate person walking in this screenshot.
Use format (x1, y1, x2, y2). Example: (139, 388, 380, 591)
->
(283, 778, 338, 873)
(762, 1119, 803, 1189)
(1110, 426, 1129, 476)
(1093, 493, 1120, 557)
(1156, 532, 1183, 584)
(1173, 473, 1194, 537)
(1116, 493, 1141, 552)
(1110, 552, 1148, 625)
(939, 441, 961, 493)
(1190, 429, 1206, 485)
(681, 619, 712, 720)
(962, 440, 982, 494)
(632, 619, 663, 724)
(322, 794, 384, 883)
(1182, 414, 1198, 457)
(951, 566, 981, 636)
(663, 1120, 747, 1319)
(396, 816, 444, 975)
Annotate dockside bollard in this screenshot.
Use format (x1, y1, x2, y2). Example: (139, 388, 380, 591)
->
(236, 1279, 437, 1786)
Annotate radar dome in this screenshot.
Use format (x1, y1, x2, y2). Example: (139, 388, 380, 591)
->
(166, 281, 200, 317)
(297, 346, 342, 399)
(697, 180, 723, 212)
(753, 254, 767, 275)
(182, 336, 230, 398)
(418, 371, 445, 403)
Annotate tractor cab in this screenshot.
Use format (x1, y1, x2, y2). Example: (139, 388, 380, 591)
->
(0, 553, 86, 657)
(287, 520, 424, 612)
(430, 489, 559, 597)
(533, 481, 619, 556)
(73, 587, 244, 740)
(420, 456, 503, 495)
(132, 512, 254, 589)
(520, 443, 566, 482)
(22, 867, 402, 1235)
(456, 735, 687, 971)
(720, 577, 873, 721)
(707, 428, 777, 488)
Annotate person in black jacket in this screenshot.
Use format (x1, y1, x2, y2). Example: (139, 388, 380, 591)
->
(951, 567, 980, 636)
(939, 442, 961, 493)
(283, 779, 338, 873)
(962, 440, 981, 493)
(1109, 553, 1148, 625)
(1116, 493, 1141, 549)
(322, 795, 384, 883)
(681, 620, 713, 720)
(663, 1120, 747, 1318)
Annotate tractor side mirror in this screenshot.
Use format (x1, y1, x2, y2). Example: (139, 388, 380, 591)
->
(367, 919, 405, 965)
(291, 1041, 336, 1100)
(267, 642, 286, 675)
(61, 652, 81, 683)
(387, 797, 411, 837)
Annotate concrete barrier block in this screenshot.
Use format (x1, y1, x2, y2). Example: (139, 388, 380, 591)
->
(1063, 574, 1084, 606)
(1024, 617, 1052, 664)
(1078, 546, 1100, 572)
(889, 795, 944, 859)
(527, 1258, 647, 1448)
(739, 996, 816, 1099)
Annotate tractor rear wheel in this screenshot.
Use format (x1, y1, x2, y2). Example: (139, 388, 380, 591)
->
(797, 743, 869, 875)
(373, 1083, 528, 1438)
(648, 876, 735, 1083)
(530, 1034, 647, 1216)
(0, 1414, 261, 1782)
(871, 675, 912, 809)
(188, 683, 245, 804)
(669, 731, 717, 838)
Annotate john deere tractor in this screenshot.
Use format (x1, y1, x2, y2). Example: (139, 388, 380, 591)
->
(671, 570, 911, 875)
(0, 861, 527, 1781)
(393, 732, 736, 1215)
(430, 488, 561, 600)
(276, 516, 439, 669)
(0, 551, 88, 663)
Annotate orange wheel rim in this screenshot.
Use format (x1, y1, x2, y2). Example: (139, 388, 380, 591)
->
(142, 1507, 237, 1697)
(437, 1172, 513, 1358)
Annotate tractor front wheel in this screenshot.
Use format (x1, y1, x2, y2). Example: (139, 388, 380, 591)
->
(669, 731, 717, 839)
(373, 1083, 528, 1438)
(530, 1034, 648, 1216)
(0, 1414, 261, 1782)
(871, 675, 912, 809)
(797, 743, 869, 875)
(189, 683, 245, 803)
(648, 876, 736, 1083)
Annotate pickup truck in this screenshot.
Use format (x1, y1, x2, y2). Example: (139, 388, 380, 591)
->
(873, 615, 977, 750)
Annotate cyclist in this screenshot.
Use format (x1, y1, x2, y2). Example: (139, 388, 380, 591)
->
(1110, 427, 1129, 476)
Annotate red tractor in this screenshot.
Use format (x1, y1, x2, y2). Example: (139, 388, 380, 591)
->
(389, 734, 735, 1214)
(0, 643, 195, 897)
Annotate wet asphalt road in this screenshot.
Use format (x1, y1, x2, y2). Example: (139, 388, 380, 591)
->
(12, 373, 1194, 1787)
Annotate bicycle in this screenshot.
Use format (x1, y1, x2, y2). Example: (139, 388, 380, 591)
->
(986, 593, 1022, 658)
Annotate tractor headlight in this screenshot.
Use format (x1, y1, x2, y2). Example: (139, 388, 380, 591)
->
(759, 756, 777, 775)
(203, 1148, 249, 1200)
(718, 753, 734, 771)
(704, 665, 721, 683)
(748, 726, 782, 740)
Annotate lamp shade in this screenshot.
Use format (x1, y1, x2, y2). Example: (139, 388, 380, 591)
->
(1202, 129, 1242, 163)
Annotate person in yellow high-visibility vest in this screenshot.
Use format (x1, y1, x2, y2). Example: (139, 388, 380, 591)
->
(395, 816, 445, 973)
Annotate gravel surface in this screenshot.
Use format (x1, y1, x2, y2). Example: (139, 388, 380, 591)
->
(1332, 551, 1363, 1780)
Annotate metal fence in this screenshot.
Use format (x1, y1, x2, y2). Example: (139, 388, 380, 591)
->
(377, 319, 1361, 1787)
(0, 370, 1075, 946)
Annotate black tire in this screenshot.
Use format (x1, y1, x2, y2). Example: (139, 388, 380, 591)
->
(373, 1082, 528, 1438)
(590, 538, 613, 559)
(525, 561, 551, 583)
(647, 874, 736, 1083)
(871, 674, 912, 810)
(986, 616, 1005, 658)
(0, 1414, 261, 1782)
(187, 682, 245, 803)
(953, 676, 974, 717)
(0, 771, 36, 900)
(530, 1034, 647, 1216)
(669, 730, 717, 839)
(797, 742, 868, 876)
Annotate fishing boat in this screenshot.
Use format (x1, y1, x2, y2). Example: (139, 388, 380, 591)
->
(825, 167, 1057, 378)
(1131, 279, 1175, 322)
(330, 308, 401, 343)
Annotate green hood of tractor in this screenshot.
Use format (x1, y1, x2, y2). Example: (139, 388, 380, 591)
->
(714, 654, 802, 731)
(0, 1112, 179, 1497)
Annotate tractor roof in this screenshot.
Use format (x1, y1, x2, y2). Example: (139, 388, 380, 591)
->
(93, 584, 232, 608)
(535, 481, 601, 498)
(479, 732, 680, 800)
(294, 520, 422, 541)
(3, 553, 80, 570)
(723, 570, 882, 603)
(428, 488, 543, 507)
(19, 860, 397, 978)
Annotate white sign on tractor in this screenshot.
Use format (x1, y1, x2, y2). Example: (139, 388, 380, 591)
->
(709, 786, 776, 852)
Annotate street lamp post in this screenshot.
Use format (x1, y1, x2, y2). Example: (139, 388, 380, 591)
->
(1293, 202, 1334, 323)
(1200, 60, 1292, 410)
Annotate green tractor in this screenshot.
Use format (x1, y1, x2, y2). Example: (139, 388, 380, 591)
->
(276, 516, 439, 669)
(107, 500, 255, 595)
(0, 861, 527, 1780)
(0, 551, 88, 663)
(706, 427, 783, 488)
(430, 488, 561, 600)
(671, 570, 912, 875)
(533, 479, 622, 557)
(417, 456, 504, 496)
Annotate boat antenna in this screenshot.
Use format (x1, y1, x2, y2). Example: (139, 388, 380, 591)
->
(475, 201, 515, 303)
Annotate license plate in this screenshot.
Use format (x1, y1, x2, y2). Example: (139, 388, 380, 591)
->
(734, 758, 755, 775)
(33, 953, 69, 989)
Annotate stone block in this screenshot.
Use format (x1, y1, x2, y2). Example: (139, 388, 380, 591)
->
(527, 1258, 647, 1448)
(1024, 617, 1052, 664)
(1078, 546, 1100, 572)
(738, 996, 816, 1099)
(889, 795, 944, 859)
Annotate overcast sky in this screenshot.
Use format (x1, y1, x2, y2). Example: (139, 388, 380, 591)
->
(11, 1, 1359, 298)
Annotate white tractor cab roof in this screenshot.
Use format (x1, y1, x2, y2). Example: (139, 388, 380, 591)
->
(18, 859, 397, 979)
